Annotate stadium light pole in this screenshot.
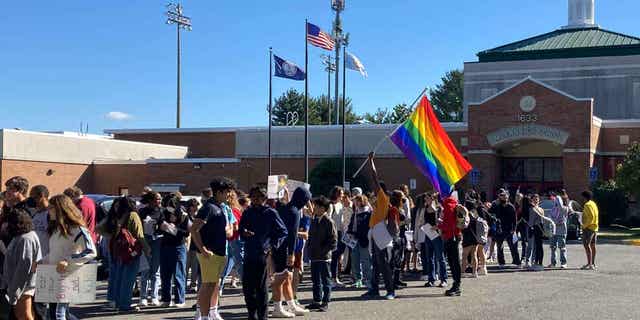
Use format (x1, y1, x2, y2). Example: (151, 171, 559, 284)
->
(332, 0, 345, 125)
(320, 54, 335, 124)
(166, 3, 192, 129)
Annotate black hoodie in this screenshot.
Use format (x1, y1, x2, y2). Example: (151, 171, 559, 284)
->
(276, 187, 312, 256)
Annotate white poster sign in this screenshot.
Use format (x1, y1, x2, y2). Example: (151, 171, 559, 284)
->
(267, 175, 288, 199)
(35, 264, 97, 303)
(286, 179, 311, 194)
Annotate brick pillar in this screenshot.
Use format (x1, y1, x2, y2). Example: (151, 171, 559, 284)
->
(468, 153, 498, 200)
(563, 152, 592, 200)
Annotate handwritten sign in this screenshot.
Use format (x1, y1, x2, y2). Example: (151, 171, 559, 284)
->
(267, 175, 288, 199)
(35, 264, 97, 303)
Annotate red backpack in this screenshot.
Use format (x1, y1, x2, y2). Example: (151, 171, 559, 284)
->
(110, 226, 143, 264)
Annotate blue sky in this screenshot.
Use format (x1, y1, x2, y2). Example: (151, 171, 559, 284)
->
(2, 0, 639, 133)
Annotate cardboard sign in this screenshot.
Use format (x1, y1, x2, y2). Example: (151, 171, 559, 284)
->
(267, 175, 288, 199)
(286, 179, 311, 194)
(35, 264, 97, 303)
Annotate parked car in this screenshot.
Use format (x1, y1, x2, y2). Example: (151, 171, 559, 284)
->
(85, 194, 118, 281)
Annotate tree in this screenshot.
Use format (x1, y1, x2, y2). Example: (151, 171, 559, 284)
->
(309, 157, 371, 196)
(386, 103, 412, 124)
(616, 142, 640, 198)
(362, 108, 389, 124)
(429, 69, 464, 122)
(271, 89, 359, 126)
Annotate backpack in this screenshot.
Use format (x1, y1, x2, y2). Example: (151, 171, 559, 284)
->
(110, 226, 143, 264)
(474, 217, 489, 244)
(455, 205, 470, 229)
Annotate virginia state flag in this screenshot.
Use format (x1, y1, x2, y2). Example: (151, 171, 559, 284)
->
(274, 55, 305, 81)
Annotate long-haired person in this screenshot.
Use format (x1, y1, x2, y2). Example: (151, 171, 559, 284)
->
(158, 205, 191, 308)
(1, 208, 41, 320)
(138, 191, 163, 307)
(419, 193, 447, 287)
(347, 195, 372, 289)
(527, 195, 546, 271)
(44, 194, 97, 320)
(220, 190, 244, 294)
(328, 186, 347, 287)
(102, 196, 149, 312)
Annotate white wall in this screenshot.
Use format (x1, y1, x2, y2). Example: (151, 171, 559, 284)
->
(0, 129, 188, 164)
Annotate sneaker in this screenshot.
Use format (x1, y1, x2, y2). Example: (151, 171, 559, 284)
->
(424, 282, 435, 287)
(384, 293, 396, 300)
(318, 303, 329, 312)
(230, 279, 239, 289)
(445, 287, 461, 296)
(287, 303, 309, 316)
(139, 298, 148, 307)
(175, 302, 186, 308)
(360, 290, 380, 299)
(306, 302, 322, 310)
(438, 281, 447, 288)
(560, 264, 568, 269)
(272, 305, 295, 318)
(151, 299, 161, 306)
(211, 309, 224, 320)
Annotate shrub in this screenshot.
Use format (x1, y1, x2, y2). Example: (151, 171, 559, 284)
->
(592, 180, 628, 226)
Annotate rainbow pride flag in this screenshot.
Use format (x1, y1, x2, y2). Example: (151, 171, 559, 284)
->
(390, 95, 472, 196)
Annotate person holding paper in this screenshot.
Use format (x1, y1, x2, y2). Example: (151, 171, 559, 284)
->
(43, 194, 97, 320)
(138, 191, 163, 307)
(417, 193, 447, 288)
(347, 195, 372, 289)
(361, 153, 401, 301)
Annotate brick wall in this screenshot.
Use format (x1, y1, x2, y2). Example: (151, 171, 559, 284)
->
(0, 159, 91, 195)
(114, 132, 235, 158)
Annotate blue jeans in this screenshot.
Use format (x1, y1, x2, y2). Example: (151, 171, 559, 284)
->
(423, 237, 447, 283)
(140, 237, 161, 301)
(350, 244, 371, 285)
(330, 232, 346, 279)
(220, 239, 244, 293)
(110, 257, 141, 311)
(160, 244, 187, 304)
(53, 303, 78, 320)
(549, 234, 567, 266)
(311, 261, 331, 304)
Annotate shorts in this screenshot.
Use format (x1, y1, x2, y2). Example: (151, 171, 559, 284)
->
(272, 247, 290, 274)
(198, 253, 226, 284)
(293, 251, 303, 271)
(582, 229, 597, 245)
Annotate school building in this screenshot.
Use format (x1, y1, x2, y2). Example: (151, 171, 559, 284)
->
(2, 0, 639, 199)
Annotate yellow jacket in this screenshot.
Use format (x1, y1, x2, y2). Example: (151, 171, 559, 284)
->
(582, 200, 599, 232)
(369, 189, 389, 228)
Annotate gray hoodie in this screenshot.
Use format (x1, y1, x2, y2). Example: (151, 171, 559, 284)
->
(2, 231, 41, 305)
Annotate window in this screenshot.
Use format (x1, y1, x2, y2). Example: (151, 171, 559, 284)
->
(620, 135, 630, 145)
(480, 88, 498, 100)
(502, 158, 562, 183)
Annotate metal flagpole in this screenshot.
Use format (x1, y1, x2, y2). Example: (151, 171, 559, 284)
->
(268, 47, 273, 175)
(304, 20, 309, 183)
(352, 87, 428, 179)
(341, 45, 347, 187)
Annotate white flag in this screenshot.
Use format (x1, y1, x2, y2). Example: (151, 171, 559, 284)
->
(346, 51, 367, 78)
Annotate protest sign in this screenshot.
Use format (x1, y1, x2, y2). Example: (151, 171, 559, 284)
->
(267, 175, 288, 199)
(286, 179, 311, 193)
(35, 264, 97, 303)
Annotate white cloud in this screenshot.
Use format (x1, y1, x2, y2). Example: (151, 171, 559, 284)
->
(106, 111, 133, 121)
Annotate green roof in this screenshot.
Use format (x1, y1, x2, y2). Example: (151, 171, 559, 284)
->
(478, 27, 640, 62)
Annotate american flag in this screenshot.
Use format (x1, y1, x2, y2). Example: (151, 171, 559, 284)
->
(307, 22, 334, 51)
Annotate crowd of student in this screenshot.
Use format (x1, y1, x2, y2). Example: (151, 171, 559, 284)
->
(0, 154, 601, 320)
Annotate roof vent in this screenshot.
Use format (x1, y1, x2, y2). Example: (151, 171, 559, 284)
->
(564, 0, 597, 29)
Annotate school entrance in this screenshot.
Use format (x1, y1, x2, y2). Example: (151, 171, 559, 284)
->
(497, 140, 563, 195)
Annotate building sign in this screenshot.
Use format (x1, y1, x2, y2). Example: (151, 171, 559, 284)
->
(487, 124, 569, 147)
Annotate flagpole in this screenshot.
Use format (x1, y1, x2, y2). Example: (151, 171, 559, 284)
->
(304, 19, 309, 183)
(268, 47, 273, 176)
(352, 88, 428, 179)
(341, 44, 347, 188)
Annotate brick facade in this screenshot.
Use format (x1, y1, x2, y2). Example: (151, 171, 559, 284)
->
(0, 159, 91, 195)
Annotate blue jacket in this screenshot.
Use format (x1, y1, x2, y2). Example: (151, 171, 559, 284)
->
(240, 204, 288, 262)
(276, 187, 312, 256)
